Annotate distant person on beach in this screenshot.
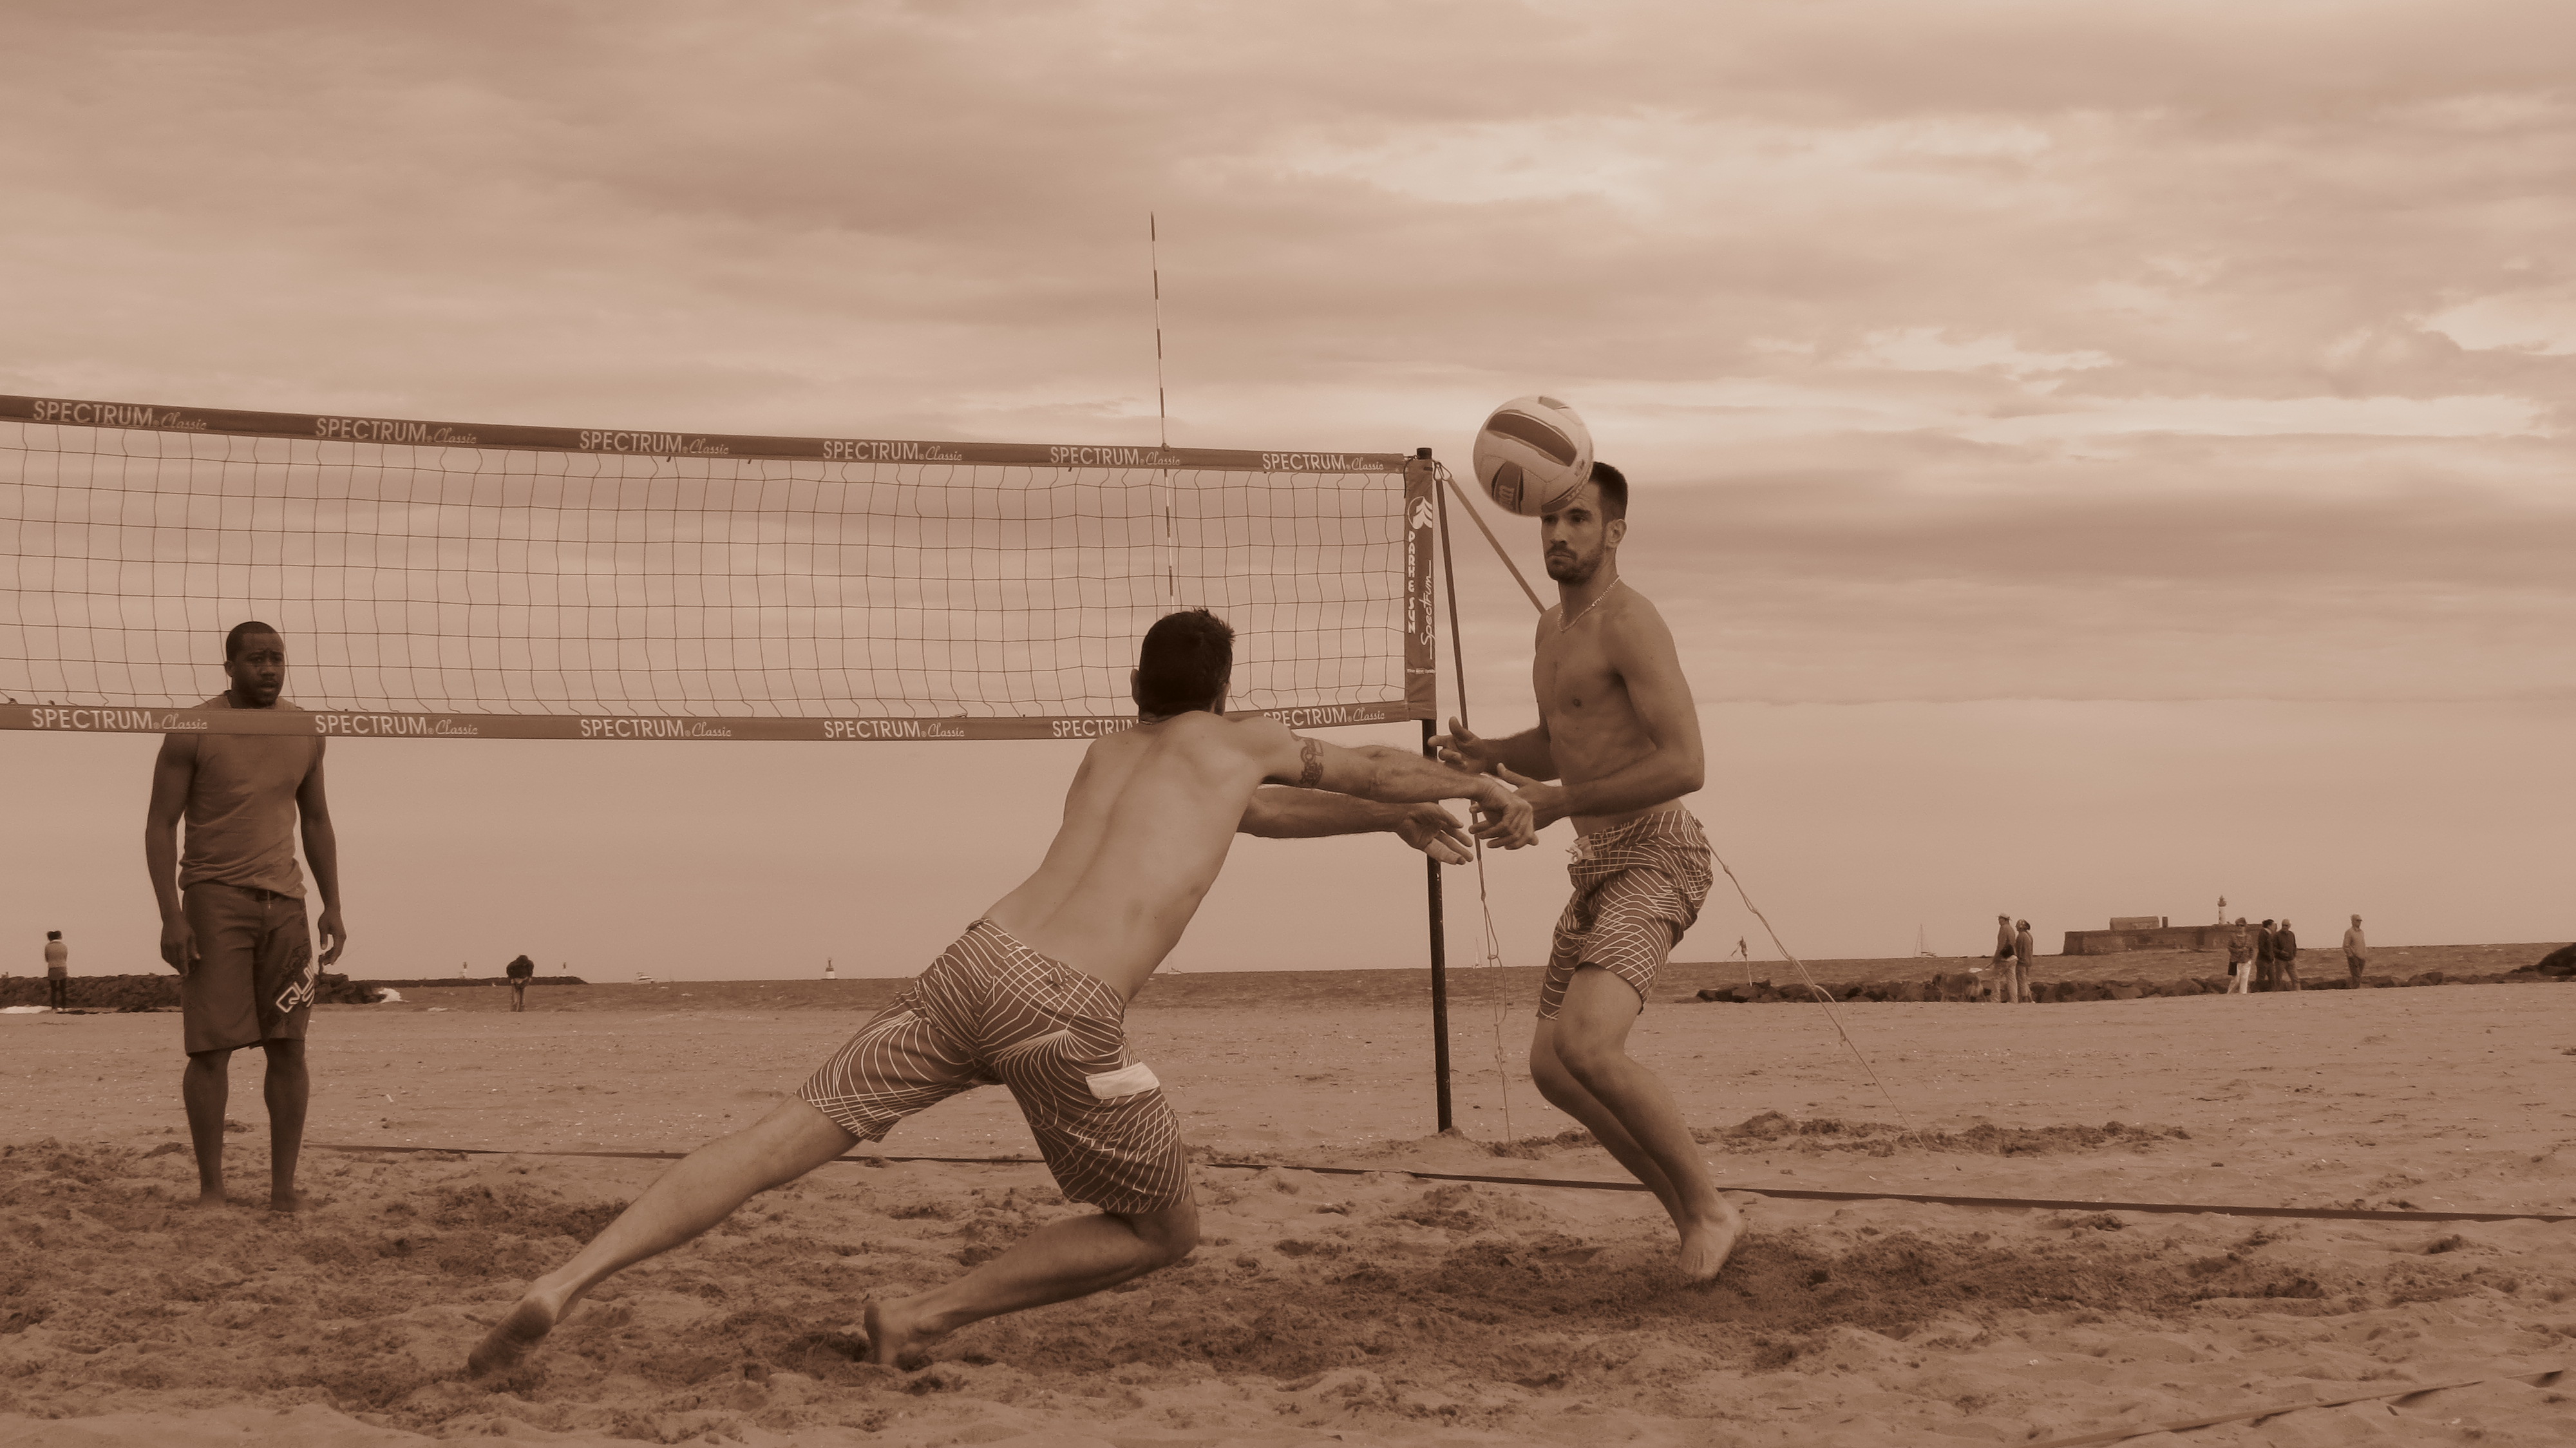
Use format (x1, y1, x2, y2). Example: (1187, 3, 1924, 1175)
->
(2344, 915, 2369, 987)
(2226, 919, 2253, 995)
(2276, 919, 2301, 990)
(506, 954, 535, 1012)
(144, 622, 347, 1212)
(469, 609, 1530, 1377)
(1432, 462, 1743, 1284)
(2255, 920, 2280, 991)
(2011, 920, 2035, 1002)
(44, 931, 68, 1011)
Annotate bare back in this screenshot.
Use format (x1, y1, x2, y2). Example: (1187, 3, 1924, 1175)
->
(1532, 584, 1700, 835)
(981, 713, 1271, 1000)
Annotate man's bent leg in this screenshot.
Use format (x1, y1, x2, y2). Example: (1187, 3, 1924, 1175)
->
(469, 1097, 858, 1376)
(1533, 967, 1740, 1281)
(1530, 1018, 1686, 1219)
(865, 1165, 1197, 1368)
(262, 1039, 308, 1212)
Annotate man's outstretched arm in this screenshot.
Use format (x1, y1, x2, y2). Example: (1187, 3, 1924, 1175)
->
(1238, 788, 1472, 863)
(1242, 726, 1535, 848)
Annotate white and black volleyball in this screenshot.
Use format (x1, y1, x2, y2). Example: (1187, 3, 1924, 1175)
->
(1472, 395, 1594, 517)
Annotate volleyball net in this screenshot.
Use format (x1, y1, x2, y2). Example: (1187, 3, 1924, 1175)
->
(0, 395, 1437, 741)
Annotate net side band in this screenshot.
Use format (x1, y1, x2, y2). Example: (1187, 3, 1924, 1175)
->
(0, 701, 1425, 741)
(0, 394, 1406, 473)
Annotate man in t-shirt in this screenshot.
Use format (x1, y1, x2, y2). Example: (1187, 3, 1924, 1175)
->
(44, 931, 68, 1011)
(2343, 915, 2369, 987)
(144, 622, 349, 1212)
(506, 955, 536, 1012)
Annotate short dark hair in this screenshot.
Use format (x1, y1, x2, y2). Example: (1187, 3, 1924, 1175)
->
(1135, 609, 1234, 716)
(46, 931, 61, 940)
(1588, 462, 1628, 520)
(225, 621, 282, 660)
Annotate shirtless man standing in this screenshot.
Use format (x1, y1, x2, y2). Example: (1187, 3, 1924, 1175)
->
(144, 622, 348, 1211)
(468, 609, 1532, 1375)
(1432, 462, 1743, 1282)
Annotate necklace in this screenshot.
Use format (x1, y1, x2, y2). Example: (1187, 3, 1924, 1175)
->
(1557, 578, 1623, 633)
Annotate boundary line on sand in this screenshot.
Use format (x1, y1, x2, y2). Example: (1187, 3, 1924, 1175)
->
(305, 1143, 2575, 1224)
(2024, 1364, 2566, 1447)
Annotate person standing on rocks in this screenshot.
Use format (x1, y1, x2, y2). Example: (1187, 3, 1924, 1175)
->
(44, 931, 69, 1011)
(2343, 915, 2369, 987)
(144, 621, 348, 1212)
(2226, 919, 2253, 995)
(2254, 919, 2280, 991)
(2275, 919, 2301, 991)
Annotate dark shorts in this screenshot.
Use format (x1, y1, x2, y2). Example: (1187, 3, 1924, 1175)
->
(181, 884, 315, 1054)
(1541, 808, 1714, 1019)
(797, 920, 1189, 1215)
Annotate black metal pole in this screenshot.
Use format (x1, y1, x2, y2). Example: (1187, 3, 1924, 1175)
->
(1423, 714, 1454, 1134)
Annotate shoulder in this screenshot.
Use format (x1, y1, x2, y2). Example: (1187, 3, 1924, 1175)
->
(1210, 711, 1293, 756)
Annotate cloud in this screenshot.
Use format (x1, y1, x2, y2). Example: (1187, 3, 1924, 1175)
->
(3, 0, 2571, 703)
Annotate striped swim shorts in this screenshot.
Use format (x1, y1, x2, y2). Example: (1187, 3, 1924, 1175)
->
(797, 920, 1189, 1215)
(1539, 807, 1714, 1019)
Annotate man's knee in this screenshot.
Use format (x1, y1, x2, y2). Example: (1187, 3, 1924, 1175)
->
(1551, 1036, 1626, 1091)
(262, 1038, 305, 1065)
(1124, 1200, 1198, 1268)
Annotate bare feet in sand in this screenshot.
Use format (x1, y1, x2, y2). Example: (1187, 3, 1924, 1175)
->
(468, 1296, 562, 1377)
(191, 1187, 228, 1210)
(268, 1189, 302, 1214)
(1677, 1196, 1747, 1283)
(861, 1299, 936, 1369)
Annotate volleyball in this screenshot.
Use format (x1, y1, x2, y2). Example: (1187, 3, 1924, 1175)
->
(1472, 395, 1594, 517)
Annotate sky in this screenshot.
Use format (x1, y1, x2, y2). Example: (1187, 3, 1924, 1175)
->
(5, 1, 2571, 978)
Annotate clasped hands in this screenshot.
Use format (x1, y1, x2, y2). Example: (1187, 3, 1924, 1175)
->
(1413, 718, 1549, 852)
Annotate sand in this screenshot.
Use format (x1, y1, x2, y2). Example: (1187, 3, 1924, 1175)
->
(5, 971, 2575, 1446)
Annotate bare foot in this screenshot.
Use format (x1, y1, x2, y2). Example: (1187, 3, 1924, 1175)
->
(468, 1297, 560, 1377)
(268, 1189, 302, 1214)
(1676, 1197, 1747, 1284)
(861, 1298, 936, 1369)
(191, 1187, 229, 1210)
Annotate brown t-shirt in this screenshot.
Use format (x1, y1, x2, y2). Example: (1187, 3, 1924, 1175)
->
(178, 694, 322, 898)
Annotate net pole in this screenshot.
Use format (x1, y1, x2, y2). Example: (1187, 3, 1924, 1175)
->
(1421, 714, 1454, 1134)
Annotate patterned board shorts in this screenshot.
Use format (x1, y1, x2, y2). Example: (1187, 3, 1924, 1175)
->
(1540, 808, 1714, 1019)
(180, 883, 316, 1055)
(797, 920, 1189, 1215)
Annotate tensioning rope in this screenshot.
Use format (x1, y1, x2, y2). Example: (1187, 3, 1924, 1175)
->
(1433, 473, 1518, 1145)
(1432, 468, 1912, 1129)
(305, 1141, 2574, 1223)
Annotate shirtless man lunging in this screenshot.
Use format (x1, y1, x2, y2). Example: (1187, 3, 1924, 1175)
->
(1432, 462, 1743, 1282)
(468, 609, 1533, 1375)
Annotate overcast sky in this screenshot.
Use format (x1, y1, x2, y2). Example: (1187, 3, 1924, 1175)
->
(5, 2, 2570, 976)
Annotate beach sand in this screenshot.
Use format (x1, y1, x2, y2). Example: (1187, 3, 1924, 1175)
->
(5, 966, 2574, 1446)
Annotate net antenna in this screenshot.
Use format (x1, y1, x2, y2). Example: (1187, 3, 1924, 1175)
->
(1149, 213, 1177, 599)
(1149, 213, 1170, 451)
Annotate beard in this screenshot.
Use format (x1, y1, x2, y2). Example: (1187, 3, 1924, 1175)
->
(1543, 545, 1601, 584)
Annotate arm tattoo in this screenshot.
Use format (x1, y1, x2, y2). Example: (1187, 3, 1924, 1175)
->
(1296, 737, 1324, 789)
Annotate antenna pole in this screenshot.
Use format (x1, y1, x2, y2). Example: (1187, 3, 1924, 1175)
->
(1150, 213, 1169, 450)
